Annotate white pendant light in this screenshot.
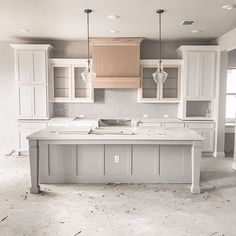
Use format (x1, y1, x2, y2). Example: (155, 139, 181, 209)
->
(81, 9, 96, 83)
(152, 9, 168, 84)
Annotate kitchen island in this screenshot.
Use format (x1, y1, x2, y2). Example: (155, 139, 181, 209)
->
(27, 126, 203, 194)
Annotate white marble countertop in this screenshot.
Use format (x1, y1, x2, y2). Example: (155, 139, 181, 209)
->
(28, 127, 203, 141)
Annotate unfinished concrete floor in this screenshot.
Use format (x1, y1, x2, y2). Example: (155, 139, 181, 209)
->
(0, 156, 236, 236)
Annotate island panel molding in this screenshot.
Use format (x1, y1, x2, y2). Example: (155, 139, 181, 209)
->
(28, 127, 203, 194)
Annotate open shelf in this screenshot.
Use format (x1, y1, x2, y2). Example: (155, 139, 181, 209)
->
(53, 66, 70, 99)
(186, 100, 211, 118)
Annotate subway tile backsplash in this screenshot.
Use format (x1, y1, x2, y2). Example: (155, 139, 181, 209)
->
(53, 89, 178, 119)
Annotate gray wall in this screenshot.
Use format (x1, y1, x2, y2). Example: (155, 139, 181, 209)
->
(0, 39, 211, 154)
(228, 49, 236, 68)
(0, 42, 18, 155)
(52, 39, 210, 119)
(54, 89, 177, 118)
(224, 49, 236, 155)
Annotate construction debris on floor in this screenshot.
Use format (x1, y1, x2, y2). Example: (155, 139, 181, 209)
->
(0, 156, 236, 236)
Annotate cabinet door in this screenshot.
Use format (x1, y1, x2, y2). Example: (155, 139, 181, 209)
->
(18, 85, 33, 118)
(186, 52, 200, 98)
(18, 51, 33, 83)
(141, 67, 160, 99)
(73, 66, 92, 99)
(33, 85, 48, 118)
(191, 129, 214, 152)
(18, 122, 47, 152)
(201, 130, 214, 152)
(19, 128, 32, 151)
(161, 67, 179, 100)
(52, 65, 71, 99)
(33, 51, 47, 83)
(200, 52, 216, 99)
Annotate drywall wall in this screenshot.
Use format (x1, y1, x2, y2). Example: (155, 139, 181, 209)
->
(0, 42, 18, 156)
(54, 89, 177, 118)
(216, 27, 236, 51)
(214, 51, 228, 158)
(0, 38, 211, 154)
(228, 49, 236, 68)
(51, 39, 210, 118)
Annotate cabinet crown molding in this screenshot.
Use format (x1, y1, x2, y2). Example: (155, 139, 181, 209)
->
(10, 44, 52, 51)
(177, 45, 219, 57)
(90, 37, 144, 46)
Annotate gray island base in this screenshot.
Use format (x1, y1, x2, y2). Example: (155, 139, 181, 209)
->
(28, 127, 203, 194)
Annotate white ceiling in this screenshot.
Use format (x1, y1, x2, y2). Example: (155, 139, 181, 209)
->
(0, 0, 236, 41)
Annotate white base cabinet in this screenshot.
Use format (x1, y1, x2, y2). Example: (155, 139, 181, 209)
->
(18, 122, 47, 155)
(140, 121, 215, 153)
(18, 119, 98, 154)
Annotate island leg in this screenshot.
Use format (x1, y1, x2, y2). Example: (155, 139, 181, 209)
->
(29, 140, 40, 194)
(190, 141, 202, 194)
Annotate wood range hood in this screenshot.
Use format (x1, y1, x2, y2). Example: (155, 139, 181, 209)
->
(91, 37, 143, 89)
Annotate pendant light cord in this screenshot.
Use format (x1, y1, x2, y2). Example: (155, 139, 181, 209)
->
(159, 11, 162, 71)
(87, 12, 90, 72)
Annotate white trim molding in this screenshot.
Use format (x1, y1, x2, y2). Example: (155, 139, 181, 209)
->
(213, 151, 225, 158)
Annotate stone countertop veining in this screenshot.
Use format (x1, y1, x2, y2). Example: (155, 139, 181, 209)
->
(27, 126, 204, 141)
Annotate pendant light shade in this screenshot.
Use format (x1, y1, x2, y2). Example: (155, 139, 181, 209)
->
(152, 9, 168, 84)
(81, 9, 96, 83)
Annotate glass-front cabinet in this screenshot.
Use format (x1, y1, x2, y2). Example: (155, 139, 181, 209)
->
(50, 59, 94, 103)
(139, 60, 181, 103)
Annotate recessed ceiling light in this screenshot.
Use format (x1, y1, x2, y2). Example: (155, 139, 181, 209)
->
(222, 4, 236, 10)
(109, 29, 119, 33)
(108, 15, 119, 20)
(19, 28, 30, 33)
(192, 30, 202, 33)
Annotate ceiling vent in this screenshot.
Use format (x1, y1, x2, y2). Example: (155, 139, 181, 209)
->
(181, 20, 195, 26)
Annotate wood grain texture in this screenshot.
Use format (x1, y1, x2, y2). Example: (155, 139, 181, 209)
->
(92, 77, 140, 89)
(91, 37, 143, 88)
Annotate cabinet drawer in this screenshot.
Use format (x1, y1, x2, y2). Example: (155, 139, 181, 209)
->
(191, 129, 215, 152)
(19, 122, 47, 129)
(139, 122, 162, 127)
(162, 123, 184, 128)
(71, 122, 97, 127)
(47, 122, 70, 127)
(185, 122, 214, 129)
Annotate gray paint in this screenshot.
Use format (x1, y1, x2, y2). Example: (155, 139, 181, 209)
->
(214, 51, 228, 157)
(0, 42, 18, 155)
(54, 89, 178, 119)
(228, 49, 236, 68)
(39, 143, 192, 184)
(0, 39, 211, 154)
(52, 39, 210, 119)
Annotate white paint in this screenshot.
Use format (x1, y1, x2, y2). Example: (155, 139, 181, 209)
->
(0, 43, 17, 156)
(213, 51, 228, 158)
(217, 27, 236, 51)
(1, 0, 236, 41)
(114, 155, 120, 163)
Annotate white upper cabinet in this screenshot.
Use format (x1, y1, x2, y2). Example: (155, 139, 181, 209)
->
(11, 44, 51, 119)
(33, 51, 47, 83)
(49, 59, 94, 103)
(178, 46, 217, 100)
(201, 52, 216, 99)
(138, 60, 182, 103)
(18, 51, 33, 83)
